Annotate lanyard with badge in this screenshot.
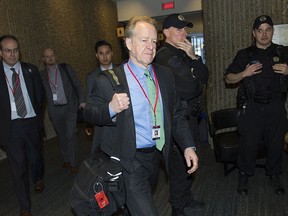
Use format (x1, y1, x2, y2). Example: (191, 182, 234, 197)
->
(127, 63, 161, 141)
(47, 66, 58, 101)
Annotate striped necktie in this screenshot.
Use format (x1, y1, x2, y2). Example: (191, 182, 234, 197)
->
(144, 70, 165, 150)
(11, 68, 27, 118)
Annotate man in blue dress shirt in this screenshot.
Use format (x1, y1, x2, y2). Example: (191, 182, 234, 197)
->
(85, 16, 198, 216)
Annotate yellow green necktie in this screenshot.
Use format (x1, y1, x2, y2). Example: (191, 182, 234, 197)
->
(144, 70, 165, 150)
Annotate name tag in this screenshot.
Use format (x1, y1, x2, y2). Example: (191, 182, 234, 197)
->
(152, 125, 161, 140)
(53, 94, 57, 101)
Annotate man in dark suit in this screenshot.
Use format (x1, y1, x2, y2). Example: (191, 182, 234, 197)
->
(86, 40, 115, 97)
(0, 35, 45, 216)
(85, 16, 198, 216)
(40, 48, 85, 175)
(85, 40, 115, 136)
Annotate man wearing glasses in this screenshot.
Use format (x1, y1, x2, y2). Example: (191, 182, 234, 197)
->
(0, 35, 45, 216)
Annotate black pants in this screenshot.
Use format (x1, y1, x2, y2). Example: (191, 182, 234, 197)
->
(169, 115, 198, 209)
(50, 105, 78, 166)
(237, 99, 288, 176)
(124, 150, 160, 216)
(5, 117, 44, 212)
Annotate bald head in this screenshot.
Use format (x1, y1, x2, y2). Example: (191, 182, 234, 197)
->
(42, 48, 57, 66)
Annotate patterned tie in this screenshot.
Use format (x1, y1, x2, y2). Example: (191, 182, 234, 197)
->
(144, 70, 165, 150)
(11, 68, 27, 118)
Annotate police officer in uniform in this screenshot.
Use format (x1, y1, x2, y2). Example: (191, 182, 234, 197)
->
(225, 15, 288, 196)
(155, 14, 209, 216)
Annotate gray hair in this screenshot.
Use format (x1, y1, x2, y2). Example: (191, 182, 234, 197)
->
(124, 16, 157, 39)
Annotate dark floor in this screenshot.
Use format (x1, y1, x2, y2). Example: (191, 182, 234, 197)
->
(1, 125, 288, 216)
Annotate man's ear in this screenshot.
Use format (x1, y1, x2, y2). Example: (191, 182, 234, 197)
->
(125, 38, 132, 51)
(95, 53, 99, 60)
(163, 29, 169, 38)
(252, 30, 256, 38)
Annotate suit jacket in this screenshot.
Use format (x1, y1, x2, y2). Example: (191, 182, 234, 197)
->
(85, 62, 194, 173)
(86, 64, 119, 101)
(86, 67, 102, 101)
(0, 61, 45, 146)
(40, 63, 85, 119)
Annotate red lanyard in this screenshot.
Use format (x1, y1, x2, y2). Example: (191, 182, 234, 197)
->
(5, 66, 21, 96)
(47, 66, 58, 90)
(127, 63, 160, 121)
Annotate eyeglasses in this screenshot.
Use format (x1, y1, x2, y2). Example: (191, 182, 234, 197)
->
(1, 48, 19, 54)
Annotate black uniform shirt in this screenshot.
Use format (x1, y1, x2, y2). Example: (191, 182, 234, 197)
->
(155, 42, 209, 101)
(226, 43, 288, 97)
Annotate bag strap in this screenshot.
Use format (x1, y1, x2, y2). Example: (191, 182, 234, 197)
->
(60, 63, 79, 100)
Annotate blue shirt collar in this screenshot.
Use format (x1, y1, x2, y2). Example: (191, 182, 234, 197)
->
(127, 60, 152, 78)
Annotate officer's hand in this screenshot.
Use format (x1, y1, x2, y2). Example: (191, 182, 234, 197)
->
(243, 63, 262, 77)
(109, 93, 130, 113)
(184, 147, 198, 174)
(273, 63, 288, 75)
(176, 39, 198, 60)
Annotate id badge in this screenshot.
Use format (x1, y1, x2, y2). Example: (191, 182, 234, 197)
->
(53, 94, 57, 101)
(95, 190, 109, 209)
(11, 102, 17, 111)
(152, 125, 161, 140)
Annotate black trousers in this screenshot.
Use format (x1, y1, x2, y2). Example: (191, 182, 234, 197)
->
(50, 105, 78, 166)
(169, 144, 193, 209)
(237, 99, 288, 176)
(169, 115, 197, 209)
(124, 150, 160, 216)
(5, 117, 44, 212)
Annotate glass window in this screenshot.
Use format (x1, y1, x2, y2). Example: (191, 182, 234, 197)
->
(187, 33, 206, 64)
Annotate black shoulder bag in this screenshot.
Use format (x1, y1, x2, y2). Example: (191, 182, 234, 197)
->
(69, 69, 126, 216)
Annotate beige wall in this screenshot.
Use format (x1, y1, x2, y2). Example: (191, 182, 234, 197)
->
(0, 0, 122, 79)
